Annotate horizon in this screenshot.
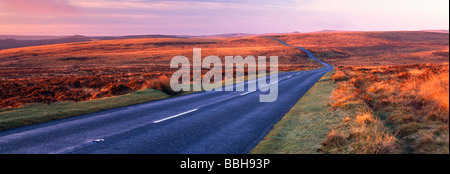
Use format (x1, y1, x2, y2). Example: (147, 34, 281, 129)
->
(1, 29, 449, 38)
(0, 0, 449, 36)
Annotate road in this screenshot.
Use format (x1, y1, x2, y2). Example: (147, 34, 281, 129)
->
(0, 37, 333, 154)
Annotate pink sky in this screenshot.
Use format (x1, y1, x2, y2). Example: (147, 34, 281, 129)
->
(0, 0, 448, 36)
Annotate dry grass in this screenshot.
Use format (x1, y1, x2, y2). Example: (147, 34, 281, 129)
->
(418, 73, 449, 110)
(321, 107, 399, 154)
(320, 63, 449, 154)
(355, 111, 375, 124)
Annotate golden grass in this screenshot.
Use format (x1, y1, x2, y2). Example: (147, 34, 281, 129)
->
(323, 102, 399, 154)
(418, 73, 450, 110)
(350, 123, 398, 154)
(355, 111, 375, 124)
(321, 63, 449, 154)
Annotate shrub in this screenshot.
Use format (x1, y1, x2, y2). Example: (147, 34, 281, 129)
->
(332, 70, 349, 82)
(322, 130, 347, 147)
(149, 75, 182, 96)
(107, 84, 131, 95)
(356, 111, 375, 124)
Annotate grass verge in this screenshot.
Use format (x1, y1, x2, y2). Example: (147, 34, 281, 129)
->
(251, 69, 341, 154)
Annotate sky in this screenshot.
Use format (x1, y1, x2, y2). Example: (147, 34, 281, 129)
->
(0, 0, 448, 36)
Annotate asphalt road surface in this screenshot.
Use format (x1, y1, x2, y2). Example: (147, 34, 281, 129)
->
(0, 37, 333, 154)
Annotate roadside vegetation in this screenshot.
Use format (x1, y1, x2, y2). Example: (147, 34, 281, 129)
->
(321, 63, 449, 154)
(252, 63, 449, 154)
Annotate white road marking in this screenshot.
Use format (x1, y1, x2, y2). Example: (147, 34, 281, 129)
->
(153, 109, 198, 123)
(240, 90, 256, 96)
(286, 76, 292, 79)
(92, 139, 104, 143)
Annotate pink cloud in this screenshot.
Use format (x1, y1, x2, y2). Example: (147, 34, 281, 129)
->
(2, 0, 77, 15)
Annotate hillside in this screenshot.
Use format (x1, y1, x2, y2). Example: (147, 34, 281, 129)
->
(0, 36, 315, 79)
(272, 31, 449, 65)
(0, 36, 316, 109)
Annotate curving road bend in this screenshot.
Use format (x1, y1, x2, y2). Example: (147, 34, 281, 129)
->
(0, 37, 333, 154)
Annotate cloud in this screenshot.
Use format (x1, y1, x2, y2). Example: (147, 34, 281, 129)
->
(70, 0, 261, 11)
(1, 0, 78, 15)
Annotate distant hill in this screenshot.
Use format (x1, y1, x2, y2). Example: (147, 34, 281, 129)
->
(0, 35, 91, 50)
(2, 30, 449, 50)
(120, 35, 184, 39)
(312, 30, 347, 33)
(191, 33, 256, 38)
(421, 30, 449, 33)
(0, 35, 67, 40)
(0, 34, 185, 50)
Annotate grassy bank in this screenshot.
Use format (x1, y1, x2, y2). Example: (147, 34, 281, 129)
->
(251, 69, 341, 154)
(0, 89, 169, 131)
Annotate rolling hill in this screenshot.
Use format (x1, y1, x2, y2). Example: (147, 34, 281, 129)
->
(0, 31, 448, 109)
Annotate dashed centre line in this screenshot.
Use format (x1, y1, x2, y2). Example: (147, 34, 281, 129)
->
(153, 109, 198, 124)
(240, 90, 256, 96)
